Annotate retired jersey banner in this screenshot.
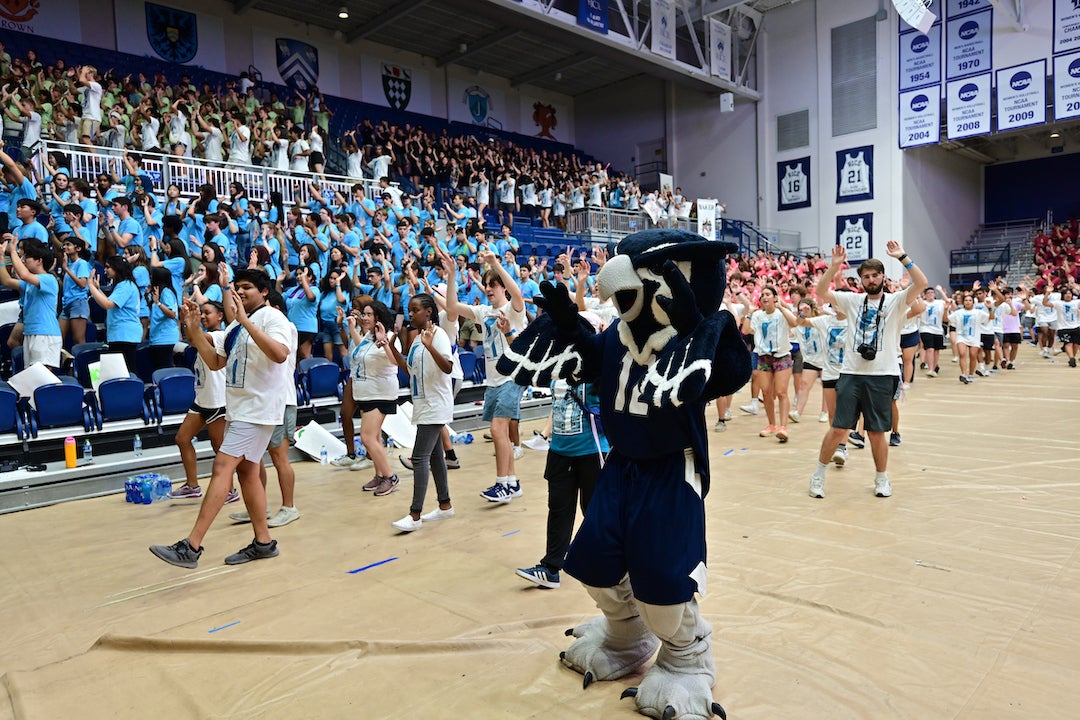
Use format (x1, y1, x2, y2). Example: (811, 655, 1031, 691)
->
(899, 88, 941, 148)
(777, 157, 811, 211)
(836, 146, 874, 203)
(651, 0, 676, 59)
(996, 60, 1046, 131)
(578, 0, 608, 33)
(1054, 0, 1080, 53)
(946, 73, 992, 139)
(946, 7, 992, 80)
(899, 26, 941, 91)
(709, 19, 732, 81)
(1053, 52, 1080, 121)
(894, 0, 937, 33)
(696, 199, 717, 240)
(836, 213, 873, 263)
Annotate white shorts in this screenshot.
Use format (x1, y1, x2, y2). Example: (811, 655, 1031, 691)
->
(955, 335, 979, 348)
(24, 335, 63, 369)
(218, 421, 275, 462)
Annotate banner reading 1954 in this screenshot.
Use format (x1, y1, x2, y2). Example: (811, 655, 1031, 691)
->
(899, 26, 942, 91)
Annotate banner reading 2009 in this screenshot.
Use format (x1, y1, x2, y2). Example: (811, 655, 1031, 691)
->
(996, 60, 1046, 131)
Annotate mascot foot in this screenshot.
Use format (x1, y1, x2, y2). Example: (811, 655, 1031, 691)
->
(620, 671, 727, 720)
(559, 615, 661, 685)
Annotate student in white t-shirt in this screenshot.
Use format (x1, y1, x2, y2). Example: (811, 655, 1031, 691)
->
(150, 269, 296, 569)
(746, 286, 798, 443)
(948, 292, 991, 384)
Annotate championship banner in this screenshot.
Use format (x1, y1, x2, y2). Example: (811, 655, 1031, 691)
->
(1054, 0, 1080, 54)
(115, 0, 226, 72)
(836, 213, 873, 264)
(0, 0, 82, 42)
(899, 88, 941, 148)
(651, 0, 676, 59)
(777, 157, 811, 211)
(945, 7, 992, 80)
(899, 26, 941, 91)
(577, 0, 608, 33)
(696, 199, 717, 240)
(1053, 52, 1080, 121)
(894, 0, 937, 33)
(946, 73, 992, 139)
(996, 60, 1046, 132)
(709, 18, 732, 81)
(946, 0, 989, 18)
(836, 146, 874, 203)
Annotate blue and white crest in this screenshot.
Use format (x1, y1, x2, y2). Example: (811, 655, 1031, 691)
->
(276, 38, 319, 92)
(463, 85, 490, 124)
(145, 2, 198, 64)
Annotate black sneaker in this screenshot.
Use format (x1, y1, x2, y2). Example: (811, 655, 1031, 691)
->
(224, 539, 279, 565)
(848, 431, 865, 449)
(149, 538, 202, 569)
(889, 431, 901, 447)
(516, 564, 561, 589)
(1071, 358, 1077, 368)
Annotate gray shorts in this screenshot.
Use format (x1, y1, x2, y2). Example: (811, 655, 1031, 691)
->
(269, 405, 298, 448)
(482, 381, 523, 422)
(832, 374, 898, 434)
(219, 421, 276, 461)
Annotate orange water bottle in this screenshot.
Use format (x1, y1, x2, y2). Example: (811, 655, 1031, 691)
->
(64, 436, 77, 468)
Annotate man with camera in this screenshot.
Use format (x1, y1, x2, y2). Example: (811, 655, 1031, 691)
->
(810, 241, 927, 499)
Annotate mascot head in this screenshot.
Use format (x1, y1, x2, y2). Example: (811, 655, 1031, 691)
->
(597, 228, 736, 364)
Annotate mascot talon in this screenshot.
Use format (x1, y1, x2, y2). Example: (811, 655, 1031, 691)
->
(711, 702, 727, 719)
(565, 628, 575, 637)
(583, 672, 595, 690)
(662, 707, 677, 720)
(621, 688, 639, 700)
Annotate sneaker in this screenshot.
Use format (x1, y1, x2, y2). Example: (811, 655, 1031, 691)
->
(758, 425, 776, 437)
(919, 361, 927, 369)
(1071, 358, 1077, 368)
(149, 538, 202, 569)
(975, 366, 986, 377)
(788, 410, 800, 423)
(739, 403, 759, 416)
(723, 409, 732, 421)
(398, 454, 414, 470)
(513, 445, 525, 460)
(516, 564, 561, 589)
(168, 484, 202, 499)
(373, 474, 400, 496)
(523, 435, 550, 450)
(445, 456, 461, 469)
(267, 506, 300, 528)
(809, 475, 825, 499)
(1053, 348, 1063, 355)
(224, 539, 279, 565)
(926, 370, 938, 378)
(959, 375, 970, 384)
(874, 477, 893, 498)
(349, 457, 374, 471)
(1006, 362, 1015, 370)
(951, 355, 959, 363)
(776, 426, 789, 443)
(228, 508, 271, 522)
(818, 412, 829, 423)
(420, 506, 455, 521)
(848, 431, 865, 449)
(507, 480, 523, 498)
(330, 454, 356, 468)
(713, 420, 727, 433)
(362, 475, 383, 491)
(480, 482, 514, 503)
(889, 431, 901, 447)
(391, 514, 422, 533)
(1040, 347, 1049, 358)
(224, 488, 241, 504)
(831, 445, 848, 467)
(482, 432, 493, 442)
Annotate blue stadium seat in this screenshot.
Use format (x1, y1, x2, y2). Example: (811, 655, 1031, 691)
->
(297, 357, 342, 405)
(458, 351, 477, 384)
(0, 322, 14, 377)
(0, 381, 26, 440)
(149, 368, 196, 423)
(25, 378, 94, 436)
(93, 376, 152, 427)
(472, 345, 486, 382)
(72, 342, 108, 388)
(11, 346, 24, 375)
(134, 344, 155, 384)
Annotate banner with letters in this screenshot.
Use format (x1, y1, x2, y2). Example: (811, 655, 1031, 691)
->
(658, 173, 674, 195)
(899, 26, 941, 91)
(709, 18, 732, 81)
(996, 60, 1046, 131)
(115, 0, 226, 72)
(946, 0, 989, 18)
(696, 199, 717, 240)
(651, 0, 676, 59)
(946, 73, 992, 139)
(945, 7, 992, 80)
(895, 0, 938, 33)
(578, 0, 607, 34)
(777, 157, 811, 211)
(1054, 0, 1080, 54)
(1053, 52, 1080, 121)
(899, 88, 941, 148)
(0, 0, 81, 42)
(836, 213, 873, 264)
(835, 146, 874, 203)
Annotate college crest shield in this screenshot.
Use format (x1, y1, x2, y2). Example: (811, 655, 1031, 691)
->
(0, 0, 40, 24)
(462, 85, 490, 124)
(276, 38, 319, 92)
(381, 64, 412, 111)
(145, 2, 198, 64)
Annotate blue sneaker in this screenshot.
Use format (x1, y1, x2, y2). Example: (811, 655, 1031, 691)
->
(848, 431, 866, 449)
(506, 480, 522, 498)
(480, 482, 514, 503)
(516, 564, 561, 589)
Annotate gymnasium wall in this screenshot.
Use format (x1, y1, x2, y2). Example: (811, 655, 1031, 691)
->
(985, 152, 1080, 223)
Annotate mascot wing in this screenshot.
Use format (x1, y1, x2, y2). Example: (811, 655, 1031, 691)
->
(496, 314, 599, 388)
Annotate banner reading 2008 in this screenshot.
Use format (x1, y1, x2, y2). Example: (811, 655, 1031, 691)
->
(946, 73, 992, 139)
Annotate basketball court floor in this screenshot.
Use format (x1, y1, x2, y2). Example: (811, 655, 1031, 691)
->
(1, 344, 1077, 719)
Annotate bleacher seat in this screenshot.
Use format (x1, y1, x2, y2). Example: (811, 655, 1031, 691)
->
(134, 344, 156, 384)
(397, 366, 410, 390)
(297, 357, 342, 405)
(92, 376, 152, 427)
(25, 377, 94, 436)
(0, 381, 26, 440)
(149, 368, 196, 423)
(472, 345, 486, 381)
(72, 342, 108, 388)
(458, 352, 478, 384)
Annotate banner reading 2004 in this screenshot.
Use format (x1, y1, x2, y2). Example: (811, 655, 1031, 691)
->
(899, 89, 940, 148)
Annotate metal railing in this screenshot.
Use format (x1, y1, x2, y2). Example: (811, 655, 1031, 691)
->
(949, 244, 1011, 287)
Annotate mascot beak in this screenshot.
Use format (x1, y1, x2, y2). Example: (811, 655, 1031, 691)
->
(596, 254, 642, 314)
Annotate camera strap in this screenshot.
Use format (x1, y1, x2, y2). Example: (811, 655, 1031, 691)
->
(861, 293, 886, 351)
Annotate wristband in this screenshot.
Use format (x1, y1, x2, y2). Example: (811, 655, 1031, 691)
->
(904, 261, 914, 270)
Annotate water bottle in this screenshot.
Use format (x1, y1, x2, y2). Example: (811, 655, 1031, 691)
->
(125, 478, 134, 503)
(157, 475, 172, 501)
(133, 433, 143, 457)
(83, 438, 93, 464)
(451, 433, 474, 445)
(523, 386, 534, 400)
(320, 444, 328, 465)
(139, 476, 154, 504)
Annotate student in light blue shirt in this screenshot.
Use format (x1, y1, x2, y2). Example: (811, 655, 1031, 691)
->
(59, 234, 93, 346)
(108, 196, 143, 253)
(148, 266, 180, 368)
(0, 147, 37, 230)
(87, 255, 143, 371)
(285, 264, 321, 359)
(0, 237, 62, 369)
(12, 199, 48, 244)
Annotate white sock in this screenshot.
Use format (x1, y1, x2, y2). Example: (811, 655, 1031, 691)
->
(814, 462, 828, 477)
(875, 471, 889, 482)
(496, 475, 509, 486)
(750, 398, 760, 410)
(508, 475, 519, 485)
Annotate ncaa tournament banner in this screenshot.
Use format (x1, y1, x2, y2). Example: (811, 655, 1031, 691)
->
(777, 157, 811, 212)
(945, 7, 992, 80)
(899, 26, 942, 91)
(835, 146, 874, 203)
(252, 29, 340, 96)
(0, 0, 81, 42)
(1053, 52, 1080, 121)
(945, 0, 990, 18)
(895, 0, 938, 33)
(696, 199, 717, 240)
(996, 60, 1046, 131)
(709, 18, 732, 81)
(836, 213, 873, 264)
(651, 0, 676, 60)
(577, 0, 608, 34)
(114, 0, 226, 71)
(899, 88, 940, 148)
(946, 73, 992, 139)
(1054, 0, 1080, 54)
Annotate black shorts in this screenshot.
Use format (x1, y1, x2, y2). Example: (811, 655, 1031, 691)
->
(832, 374, 899, 434)
(1059, 327, 1080, 345)
(790, 347, 804, 374)
(297, 330, 316, 346)
(355, 399, 398, 415)
(980, 334, 996, 351)
(919, 333, 944, 350)
(900, 331, 920, 349)
(307, 151, 325, 170)
(803, 362, 821, 373)
(1003, 332, 1022, 345)
(822, 378, 838, 390)
(499, 201, 515, 213)
(188, 403, 226, 424)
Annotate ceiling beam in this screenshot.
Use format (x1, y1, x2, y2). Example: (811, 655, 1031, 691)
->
(232, 0, 259, 15)
(346, 0, 431, 43)
(510, 52, 592, 87)
(436, 29, 523, 67)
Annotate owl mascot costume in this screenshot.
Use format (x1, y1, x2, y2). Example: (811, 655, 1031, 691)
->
(497, 229, 751, 720)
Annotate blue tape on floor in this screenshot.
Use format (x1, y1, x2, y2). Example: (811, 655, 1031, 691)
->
(208, 621, 240, 633)
(723, 449, 734, 456)
(502, 529, 520, 537)
(348, 557, 398, 574)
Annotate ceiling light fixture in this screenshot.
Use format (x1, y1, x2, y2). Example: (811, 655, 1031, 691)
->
(1050, 131, 1061, 139)
(338, 6, 349, 19)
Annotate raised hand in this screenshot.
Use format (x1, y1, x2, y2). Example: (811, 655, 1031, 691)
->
(885, 240, 906, 259)
(830, 243, 846, 267)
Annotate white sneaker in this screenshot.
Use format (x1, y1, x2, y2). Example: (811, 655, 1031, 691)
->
(513, 445, 525, 460)
(874, 477, 893, 498)
(420, 507, 455, 521)
(228, 508, 272, 522)
(330, 455, 356, 468)
(788, 410, 800, 423)
(267, 506, 300, 528)
(391, 515, 422, 532)
(723, 409, 732, 421)
(926, 370, 937, 378)
(739, 403, 759, 416)
(818, 412, 829, 423)
(713, 420, 727, 433)
(809, 475, 826, 498)
(831, 445, 848, 467)
(951, 356, 959, 363)
(522, 435, 550, 451)
(349, 457, 375, 471)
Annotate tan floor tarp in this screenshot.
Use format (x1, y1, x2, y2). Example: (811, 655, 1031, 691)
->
(2, 345, 1079, 719)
